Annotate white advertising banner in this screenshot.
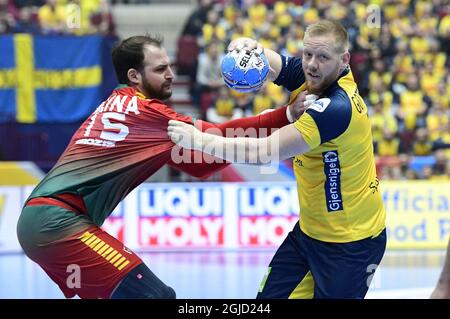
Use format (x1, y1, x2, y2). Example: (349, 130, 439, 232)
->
(2, 181, 450, 253)
(0, 186, 28, 252)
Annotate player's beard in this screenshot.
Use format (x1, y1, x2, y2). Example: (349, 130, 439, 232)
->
(141, 73, 173, 100)
(304, 65, 342, 95)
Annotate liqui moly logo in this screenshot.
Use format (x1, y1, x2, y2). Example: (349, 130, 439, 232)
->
(237, 185, 298, 246)
(137, 185, 224, 247)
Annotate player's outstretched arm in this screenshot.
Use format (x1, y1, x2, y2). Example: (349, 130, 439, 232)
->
(196, 91, 317, 136)
(168, 120, 310, 165)
(228, 37, 282, 81)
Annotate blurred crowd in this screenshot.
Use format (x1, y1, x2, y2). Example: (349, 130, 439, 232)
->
(0, 0, 116, 35)
(1, 0, 449, 180)
(177, 0, 450, 180)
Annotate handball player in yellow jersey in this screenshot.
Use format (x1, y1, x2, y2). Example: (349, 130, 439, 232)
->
(169, 20, 387, 299)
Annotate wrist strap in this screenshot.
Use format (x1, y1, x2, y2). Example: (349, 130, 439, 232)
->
(286, 106, 295, 123)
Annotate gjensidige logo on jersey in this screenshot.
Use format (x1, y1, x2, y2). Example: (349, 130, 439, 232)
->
(308, 98, 331, 113)
(323, 151, 344, 212)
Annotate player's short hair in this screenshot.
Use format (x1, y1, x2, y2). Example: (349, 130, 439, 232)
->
(305, 20, 349, 54)
(112, 34, 163, 84)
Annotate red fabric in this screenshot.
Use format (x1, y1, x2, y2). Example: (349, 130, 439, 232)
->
(167, 106, 290, 179)
(168, 153, 228, 179)
(64, 88, 288, 184)
(196, 106, 289, 137)
(27, 193, 88, 216)
(24, 87, 291, 300)
(59, 86, 196, 191)
(220, 165, 245, 182)
(32, 226, 142, 299)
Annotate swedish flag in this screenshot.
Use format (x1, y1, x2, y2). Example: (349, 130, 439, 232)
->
(0, 34, 114, 123)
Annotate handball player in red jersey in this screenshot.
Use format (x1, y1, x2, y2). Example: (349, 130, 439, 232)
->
(17, 34, 306, 299)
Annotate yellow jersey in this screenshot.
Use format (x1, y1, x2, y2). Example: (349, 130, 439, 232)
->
(274, 56, 386, 242)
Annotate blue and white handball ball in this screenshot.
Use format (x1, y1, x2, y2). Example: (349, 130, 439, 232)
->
(221, 49, 269, 93)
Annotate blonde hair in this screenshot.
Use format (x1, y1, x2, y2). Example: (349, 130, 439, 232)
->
(304, 20, 349, 53)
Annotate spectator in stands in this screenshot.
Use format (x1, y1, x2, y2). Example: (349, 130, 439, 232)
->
(174, 0, 449, 178)
(411, 128, 433, 156)
(370, 102, 397, 151)
(377, 22, 397, 61)
(252, 84, 275, 116)
(14, 0, 45, 8)
(368, 78, 394, 115)
(13, 5, 41, 34)
(397, 73, 430, 130)
(432, 79, 449, 112)
(392, 40, 414, 85)
(38, 0, 67, 34)
(206, 86, 243, 123)
(228, 12, 255, 43)
(368, 59, 392, 96)
(377, 128, 400, 157)
(265, 81, 288, 106)
(200, 9, 226, 47)
(195, 40, 225, 113)
(181, 0, 214, 37)
(434, 122, 450, 159)
(438, 11, 450, 54)
(230, 89, 254, 117)
(247, 0, 268, 30)
(430, 149, 448, 178)
(426, 101, 448, 142)
(90, 0, 116, 36)
(0, 0, 16, 33)
(420, 62, 441, 102)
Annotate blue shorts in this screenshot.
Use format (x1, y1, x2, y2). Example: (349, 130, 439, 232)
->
(257, 222, 386, 299)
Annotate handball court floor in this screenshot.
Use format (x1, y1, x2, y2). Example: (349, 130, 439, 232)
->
(0, 249, 444, 299)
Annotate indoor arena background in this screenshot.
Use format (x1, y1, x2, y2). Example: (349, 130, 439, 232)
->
(0, 0, 449, 299)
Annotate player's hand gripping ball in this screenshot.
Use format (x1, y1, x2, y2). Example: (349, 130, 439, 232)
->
(221, 48, 269, 93)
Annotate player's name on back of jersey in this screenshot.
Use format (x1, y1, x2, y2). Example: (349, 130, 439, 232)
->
(75, 93, 140, 148)
(95, 93, 141, 115)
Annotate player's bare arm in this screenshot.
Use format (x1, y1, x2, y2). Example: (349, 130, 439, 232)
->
(168, 120, 310, 164)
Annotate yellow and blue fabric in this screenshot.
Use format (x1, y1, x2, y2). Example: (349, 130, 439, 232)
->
(0, 34, 117, 123)
(274, 55, 386, 243)
(263, 55, 387, 298)
(257, 221, 386, 298)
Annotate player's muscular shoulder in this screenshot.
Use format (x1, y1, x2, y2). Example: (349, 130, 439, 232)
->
(305, 89, 352, 143)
